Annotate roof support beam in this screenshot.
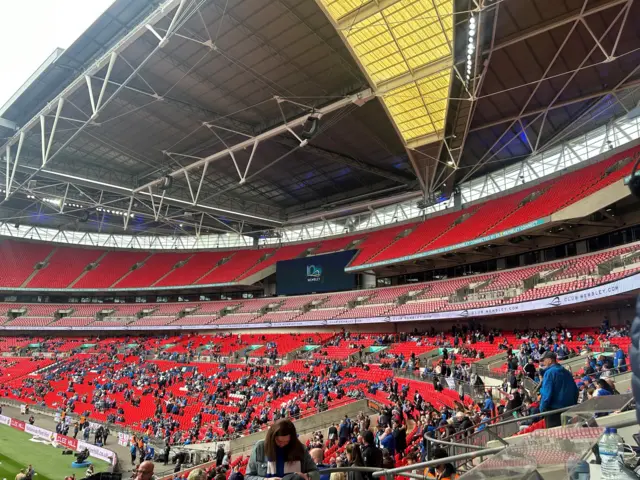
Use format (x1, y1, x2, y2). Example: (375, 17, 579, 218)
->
(3, 162, 283, 226)
(0, 117, 17, 131)
(484, 0, 629, 54)
(0, 0, 190, 208)
(275, 137, 414, 186)
(469, 78, 640, 132)
(133, 89, 374, 193)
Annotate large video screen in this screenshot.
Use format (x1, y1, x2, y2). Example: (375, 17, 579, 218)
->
(276, 250, 357, 295)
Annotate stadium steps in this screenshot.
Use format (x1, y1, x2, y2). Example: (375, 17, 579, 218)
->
(151, 253, 196, 286)
(109, 252, 153, 287)
(233, 252, 279, 285)
(68, 250, 109, 288)
(20, 247, 58, 287)
(365, 225, 419, 263)
(473, 189, 544, 238)
(193, 253, 237, 284)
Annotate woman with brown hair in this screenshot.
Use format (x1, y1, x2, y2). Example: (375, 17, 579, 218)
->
(345, 444, 365, 480)
(246, 419, 319, 480)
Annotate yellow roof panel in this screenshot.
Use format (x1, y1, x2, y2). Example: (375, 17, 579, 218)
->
(382, 68, 451, 143)
(322, 0, 373, 20)
(320, 0, 454, 146)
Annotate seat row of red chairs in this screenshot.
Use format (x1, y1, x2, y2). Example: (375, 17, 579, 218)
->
(0, 144, 637, 289)
(2, 239, 639, 328)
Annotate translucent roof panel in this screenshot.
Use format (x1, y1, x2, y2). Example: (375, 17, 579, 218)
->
(320, 0, 454, 146)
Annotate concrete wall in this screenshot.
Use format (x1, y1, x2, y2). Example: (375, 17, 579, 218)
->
(229, 399, 374, 455)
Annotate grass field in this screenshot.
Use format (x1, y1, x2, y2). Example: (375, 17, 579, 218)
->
(0, 424, 109, 480)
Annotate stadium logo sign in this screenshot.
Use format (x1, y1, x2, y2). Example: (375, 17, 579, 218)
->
(306, 265, 322, 282)
(549, 296, 561, 307)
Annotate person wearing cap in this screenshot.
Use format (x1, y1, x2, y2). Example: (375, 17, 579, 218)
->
(538, 350, 578, 428)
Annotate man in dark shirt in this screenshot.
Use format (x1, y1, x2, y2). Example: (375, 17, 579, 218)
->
(524, 359, 536, 380)
(338, 419, 351, 446)
(362, 430, 383, 480)
(327, 424, 338, 446)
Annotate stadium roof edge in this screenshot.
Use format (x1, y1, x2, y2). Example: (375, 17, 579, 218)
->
(0, 48, 64, 119)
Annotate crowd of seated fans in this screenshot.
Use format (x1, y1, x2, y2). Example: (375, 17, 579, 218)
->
(0, 319, 632, 480)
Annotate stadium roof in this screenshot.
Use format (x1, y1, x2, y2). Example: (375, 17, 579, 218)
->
(0, 0, 638, 239)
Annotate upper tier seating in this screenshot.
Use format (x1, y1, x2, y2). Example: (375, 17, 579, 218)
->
(155, 252, 228, 286)
(73, 251, 149, 288)
(0, 146, 635, 289)
(114, 252, 192, 288)
(349, 224, 414, 266)
(313, 234, 365, 255)
(196, 249, 273, 284)
(368, 210, 463, 262)
(0, 240, 53, 287)
(485, 146, 637, 235)
(238, 244, 313, 280)
(0, 241, 637, 329)
(27, 247, 103, 288)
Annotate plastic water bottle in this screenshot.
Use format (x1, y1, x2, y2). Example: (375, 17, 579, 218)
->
(600, 427, 623, 480)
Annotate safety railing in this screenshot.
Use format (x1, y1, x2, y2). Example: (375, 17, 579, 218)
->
(429, 405, 575, 462)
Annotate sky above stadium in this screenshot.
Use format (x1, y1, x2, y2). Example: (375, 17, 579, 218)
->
(0, 0, 115, 111)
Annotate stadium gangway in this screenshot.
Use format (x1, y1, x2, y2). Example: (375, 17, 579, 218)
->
(392, 369, 486, 403)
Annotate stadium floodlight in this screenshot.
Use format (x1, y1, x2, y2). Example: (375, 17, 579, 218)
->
(301, 112, 322, 140)
(160, 175, 173, 191)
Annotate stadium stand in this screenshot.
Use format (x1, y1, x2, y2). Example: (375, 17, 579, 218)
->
(0, 321, 629, 450)
(26, 246, 103, 288)
(72, 250, 149, 288)
(196, 249, 273, 284)
(0, 240, 53, 287)
(0, 147, 636, 290)
(113, 252, 192, 288)
(154, 252, 228, 286)
(0, 241, 636, 329)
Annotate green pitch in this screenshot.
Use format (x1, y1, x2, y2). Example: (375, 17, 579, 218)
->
(0, 424, 110, 480)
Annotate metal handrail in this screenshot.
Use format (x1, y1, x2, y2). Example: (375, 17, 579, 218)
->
(477, 404, 573, 429)
(425, 436, 492, 450)
(318, 466, 424, 480)
(371, 447, 506, 478)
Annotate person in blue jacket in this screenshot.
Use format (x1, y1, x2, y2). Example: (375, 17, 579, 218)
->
(538, 351, 578, 428)
(614, 345, 627, 373)
(482, 391, 495, 416)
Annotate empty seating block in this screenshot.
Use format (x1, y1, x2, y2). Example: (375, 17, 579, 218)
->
(114, 252, 192, 288)
(197, 249, 273, 284)
(155, 252, 228, 286)
(0, 240, 53, 287)
(350, 224, 414, 266)
(314, 234, 365, 255)
(27, 247, 103, 288)
(370, 210, 463, 263)
(73, 251, 148, 288)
